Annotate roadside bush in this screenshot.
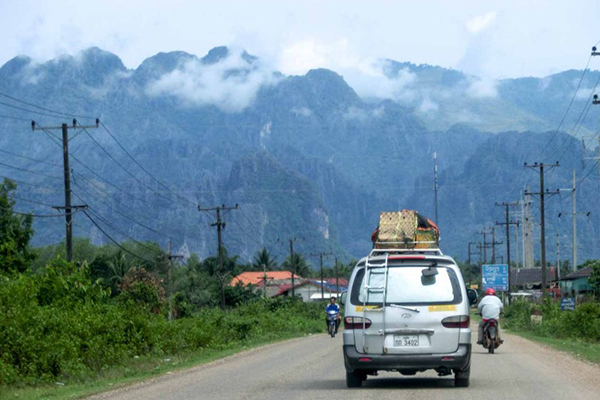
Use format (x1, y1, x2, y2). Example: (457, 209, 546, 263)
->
(0, 261, 323, 386)
(503, 299, 600, 342)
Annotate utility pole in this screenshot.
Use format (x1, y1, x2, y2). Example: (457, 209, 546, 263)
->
(32, 119, 98, 262)
(496, 202, 520, 301)
(310, 252, 332, 300)
(167, 240, 183, 321)
(259, 264, 273, 299)
(335, 257, 340, 296)
(198, 204, 239, 310)
(433, 152, 439, 225)
(284, 237, 305, 300)
(556, 234, 561, 280)
(467, 242, 480, 288)
(558, 171, 591, 273)
(524, 162, 560, 297)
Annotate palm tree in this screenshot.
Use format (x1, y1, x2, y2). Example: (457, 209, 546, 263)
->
(282, 253, 311, 278)
(252, 247, 277, 271)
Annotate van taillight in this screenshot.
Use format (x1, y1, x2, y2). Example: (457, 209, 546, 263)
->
(441, 315, 470, 328)
(344, 316, 372, 329)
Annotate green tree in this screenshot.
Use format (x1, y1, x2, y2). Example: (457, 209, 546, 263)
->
(252, 247, 277, 271)
(283, 253, 311, 278)
(0, 179, 35, 274)
(583, 260, 600, 296)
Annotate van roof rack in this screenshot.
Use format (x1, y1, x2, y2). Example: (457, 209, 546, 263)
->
(369, 248, 444, 257)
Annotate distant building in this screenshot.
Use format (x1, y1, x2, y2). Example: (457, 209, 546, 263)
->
(230, 271, 301, 287)
(277, 278, 348, 302)
(559, 267, 593, 296)
(511, 267, 557, 291)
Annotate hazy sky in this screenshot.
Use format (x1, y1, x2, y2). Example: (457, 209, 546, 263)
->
(1, 0, 599, 79)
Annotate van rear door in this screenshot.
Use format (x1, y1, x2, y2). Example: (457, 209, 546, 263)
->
(350, 262, 463, 355)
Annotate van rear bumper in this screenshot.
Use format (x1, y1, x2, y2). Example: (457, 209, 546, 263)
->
(343, 344, 471, 372)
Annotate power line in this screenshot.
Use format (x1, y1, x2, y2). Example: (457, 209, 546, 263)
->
(0, 175, 57, 191)
(82, 210, 156, 264)
(0, 160, 62, 180)
(0, 100, 71, 119)
(71, 184, 173, 240)
(72, 170, 191, 240)
(98, 121, 196, 206)
(0, 90, 96, 120)
(0, 148, 62, 167)
(0, 114, 31, 122)
(78, 124, 181, 206)
(535, 54, 593, 158)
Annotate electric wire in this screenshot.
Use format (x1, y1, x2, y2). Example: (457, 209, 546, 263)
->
(0, 160, 62, 180)
(535, 54, 593, 158)
(0, 148, 62, 167)
(0, 175, 57, 191)
(72, 170, 193, 240)
(82, 210, 156, 264)
(0, 100, 71, 119)
(40, 127, 159, 206)
(78, 125, 185, 206)
(0, 90, 96, 120)
(98, 121, 197, 206)
(71, 182, 173, 240)
(0, 114, 31, 122)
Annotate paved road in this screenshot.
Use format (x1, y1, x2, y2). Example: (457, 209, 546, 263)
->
(90, 328, 600, 400)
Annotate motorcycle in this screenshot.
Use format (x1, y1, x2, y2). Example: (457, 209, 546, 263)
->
(327, 310, 339, 338)
(481, 319, 501, 354)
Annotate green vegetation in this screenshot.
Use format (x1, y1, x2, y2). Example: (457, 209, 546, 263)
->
(0, 179, 325, 396)
(503, 299, 600, 363)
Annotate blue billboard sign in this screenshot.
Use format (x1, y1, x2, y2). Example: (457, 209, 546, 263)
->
(482, 264, 509, 292)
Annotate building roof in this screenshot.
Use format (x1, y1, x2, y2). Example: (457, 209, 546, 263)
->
(511, 267, 557, 286)
(230, 271, 302, 287)
(561, 267, 592, 281)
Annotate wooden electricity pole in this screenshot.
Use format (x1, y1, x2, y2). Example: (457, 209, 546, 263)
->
(198, 204, 239, 310)
(524, 162, 560, 297)
(32, 119, 98, 262)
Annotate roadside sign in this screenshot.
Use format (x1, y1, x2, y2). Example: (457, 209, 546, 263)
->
(560, 297, 576, 311)
(482, 264, 508, 292)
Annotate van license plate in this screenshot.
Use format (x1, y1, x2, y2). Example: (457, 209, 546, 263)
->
(394, 335, 419, 347)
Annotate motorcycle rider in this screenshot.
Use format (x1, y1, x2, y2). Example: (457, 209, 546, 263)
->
(477, 288, 504, 345)
(325, 297, 341, 334)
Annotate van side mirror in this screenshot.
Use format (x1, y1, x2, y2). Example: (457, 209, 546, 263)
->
(467, 289, 478, 306)
(340, 291, 347, 306)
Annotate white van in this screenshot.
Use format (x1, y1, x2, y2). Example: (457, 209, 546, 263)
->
(342, 248, 478, 387)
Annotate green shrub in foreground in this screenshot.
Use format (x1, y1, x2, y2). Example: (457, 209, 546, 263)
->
(0, 264, 323, 386)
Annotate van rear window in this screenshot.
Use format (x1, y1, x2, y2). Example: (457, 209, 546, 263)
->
(350, 265, 462, 306)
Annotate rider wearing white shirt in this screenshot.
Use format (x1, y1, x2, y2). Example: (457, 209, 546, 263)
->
(477, 288, 504, 344)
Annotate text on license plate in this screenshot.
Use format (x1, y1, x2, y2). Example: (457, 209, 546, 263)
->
(394, 335, 419, 347)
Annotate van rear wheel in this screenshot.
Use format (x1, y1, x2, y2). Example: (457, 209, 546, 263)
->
(454, 366, 470, 387)
(346, 371, 363, 388)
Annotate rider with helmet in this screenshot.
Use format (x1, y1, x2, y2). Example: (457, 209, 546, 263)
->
(477, 288, 504, 345)
(325, 297, 341, 334)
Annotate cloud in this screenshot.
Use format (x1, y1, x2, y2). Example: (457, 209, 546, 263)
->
(466, 76, 498, 98)
(343, 106, 369, 121)
(278, 38, 418, 102)
(146, 48, 279, 112)
(290, 107, 313, 117)
(419, 98, 439, 113)
(466, 12, 497, 34)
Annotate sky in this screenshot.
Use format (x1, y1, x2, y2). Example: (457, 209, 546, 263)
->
(1, 0, 599, 80)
